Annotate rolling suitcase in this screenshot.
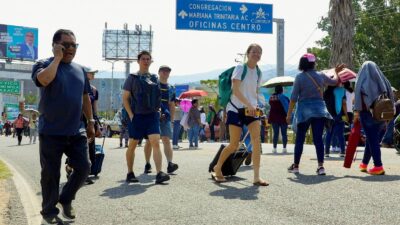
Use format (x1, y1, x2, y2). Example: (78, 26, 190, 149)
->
(91, 118, 106, 176)
(91, 137, 105, 176)
(208, 131, 250, 176)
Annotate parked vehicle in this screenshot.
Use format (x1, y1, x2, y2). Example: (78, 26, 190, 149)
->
(103, 111, 121, 137)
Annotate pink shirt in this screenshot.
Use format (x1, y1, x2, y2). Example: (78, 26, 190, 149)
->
(13, 118, 24, 129)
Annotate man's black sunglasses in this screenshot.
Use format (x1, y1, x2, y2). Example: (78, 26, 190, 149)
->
(61, 42, 79, 49)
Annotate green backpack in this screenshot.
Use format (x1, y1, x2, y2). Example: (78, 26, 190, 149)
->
(218, 64, 262, 107)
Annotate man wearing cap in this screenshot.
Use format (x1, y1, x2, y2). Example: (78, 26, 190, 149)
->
(143, 65, 179, 174)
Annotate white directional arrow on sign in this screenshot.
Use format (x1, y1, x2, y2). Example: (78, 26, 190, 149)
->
(178, 10, 188, 19)
(240, 4, 248, 14)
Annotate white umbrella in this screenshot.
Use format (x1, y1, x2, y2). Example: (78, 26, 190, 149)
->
(261, 76, 295, 88)
(22, 108, 39, 118)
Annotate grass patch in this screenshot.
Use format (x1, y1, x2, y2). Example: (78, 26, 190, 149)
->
(0, 160, 12, 179)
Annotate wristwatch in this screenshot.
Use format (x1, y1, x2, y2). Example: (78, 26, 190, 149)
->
(87, 119, 96, 124)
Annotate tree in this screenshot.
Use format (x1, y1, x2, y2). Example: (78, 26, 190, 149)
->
(314, 0, 400, 87)
(329, 0, 356, 69)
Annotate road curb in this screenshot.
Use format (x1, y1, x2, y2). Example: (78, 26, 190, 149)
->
(0, 157, 41, 225)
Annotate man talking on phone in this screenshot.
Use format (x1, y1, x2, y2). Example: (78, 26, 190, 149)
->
(32, 29, 94, 224)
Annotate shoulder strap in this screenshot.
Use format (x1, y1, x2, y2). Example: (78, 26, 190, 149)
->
(305, 72, 323, 97)
(240, 64, 247, 80)
(240, 64, 262, 82)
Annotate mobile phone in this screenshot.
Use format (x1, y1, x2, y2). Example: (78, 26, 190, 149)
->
(245, 108, 261, 117)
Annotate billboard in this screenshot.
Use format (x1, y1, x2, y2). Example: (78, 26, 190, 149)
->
(0, 24, 39, 61)
(102, 26, 153, 61)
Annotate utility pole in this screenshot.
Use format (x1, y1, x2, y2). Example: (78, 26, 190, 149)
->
(273, 18, 285, 76)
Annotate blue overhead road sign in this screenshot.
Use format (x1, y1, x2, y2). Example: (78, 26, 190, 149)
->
(176, 0, 273, 34)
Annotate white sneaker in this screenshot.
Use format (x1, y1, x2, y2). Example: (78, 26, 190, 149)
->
(172, 145, 179, 150)
(282, 148, 287, 154)
(272, 148, 277, 154)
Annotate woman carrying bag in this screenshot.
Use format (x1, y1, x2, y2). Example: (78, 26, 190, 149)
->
(286, 53, 341, 175)
(354, 61, 395, 175)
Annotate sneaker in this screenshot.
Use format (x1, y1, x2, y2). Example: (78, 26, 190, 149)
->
(144, 163, 152, 174)
(282, 148, 287, 154)
(339, 153, 345, 157)
(85, 177, 94, 185)
(155, 171, 170, 184)
(325, 153, 330, 158)
(59, 203, 75, 219)
(65, 165, 72, 179)
(287, 164, 299, 173)
(126, 172, 139, 183)
(316, 166, 326, 175)
(359, 163, 368, 172)
(272, 148, 277, 154)
(167, 162, 179, 174)
(368, 166, 385, 175)
(41, 215, 63, 225)
(172, 145, 179, 150)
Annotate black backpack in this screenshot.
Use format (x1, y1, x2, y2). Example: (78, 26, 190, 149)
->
(130, 74, 161, 114)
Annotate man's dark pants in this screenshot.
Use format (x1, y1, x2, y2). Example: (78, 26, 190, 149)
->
(39, 132, 90, 217)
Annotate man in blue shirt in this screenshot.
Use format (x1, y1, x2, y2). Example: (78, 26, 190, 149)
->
(143, 65, 179, 174)
(32, 29, 94, 224)
(18, 31, 38, 60)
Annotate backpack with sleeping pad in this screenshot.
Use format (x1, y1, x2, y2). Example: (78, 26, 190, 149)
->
(218, 64, 262, 107)
(130, 73, 161, 114)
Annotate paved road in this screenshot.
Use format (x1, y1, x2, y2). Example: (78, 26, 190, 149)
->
(1, 135, 400, 225)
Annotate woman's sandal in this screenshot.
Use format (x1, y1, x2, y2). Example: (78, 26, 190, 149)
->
(211, 172, 227, 183)
(253, 180, 269, 186)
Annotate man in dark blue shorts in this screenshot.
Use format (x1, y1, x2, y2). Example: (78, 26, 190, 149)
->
(143, 65, 179, 174)
(122, 51, 170, 184)
(32, 29, 95, 223)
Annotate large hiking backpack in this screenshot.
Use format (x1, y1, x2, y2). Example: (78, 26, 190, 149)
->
(131, 74, 161, 114)
(218, 64, 261, 107)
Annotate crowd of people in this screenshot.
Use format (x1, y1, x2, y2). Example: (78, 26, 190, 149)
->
(0, 28, 393, 224)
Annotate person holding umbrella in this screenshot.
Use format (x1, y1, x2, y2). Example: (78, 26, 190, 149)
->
(268, 85, 289, 154)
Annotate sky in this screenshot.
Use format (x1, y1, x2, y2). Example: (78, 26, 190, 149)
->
(1, 0, 330, 76)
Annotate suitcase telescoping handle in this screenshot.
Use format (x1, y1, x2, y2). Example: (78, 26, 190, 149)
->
(236, 131, 250, 157)
(95, 117, 106, 149)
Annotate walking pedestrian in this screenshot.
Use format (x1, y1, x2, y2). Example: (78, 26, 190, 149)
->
(172, 98, 183, 149)
(29, 113, 38, 144)
(211, 43, 267, 186)
(207, 105, 217, 142)
(122, 51, 170, 184)
(268, 85, 289, 153)
(143, 65, 179, 175)
(13, 114, 25, 145)
(32, 29, 94, 223)
(286, 53, 340, 175)
(355, 61, 395, 175)
(119, 107, 129, 148)
(187, 99, 201, 149)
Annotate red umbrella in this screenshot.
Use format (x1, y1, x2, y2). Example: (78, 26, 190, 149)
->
(344, 120, 361, 168)
(179, 90, 208, 99)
